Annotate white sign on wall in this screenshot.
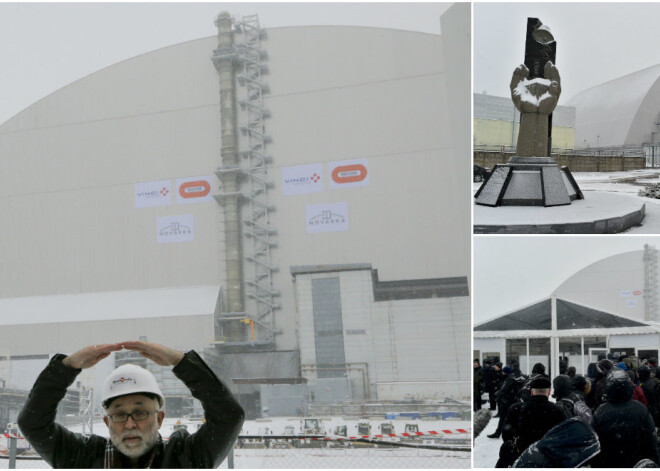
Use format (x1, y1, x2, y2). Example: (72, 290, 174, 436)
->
(627, 299, 638, 307)
(306, 202, 349, 233)
(620, 290, 632, 298)
(282, 163, 323, 195)
(329, 158, 369, 189)
(158, 214, 194, 243)
(135, 180, 172, 208)
(176, 176, 214, 204)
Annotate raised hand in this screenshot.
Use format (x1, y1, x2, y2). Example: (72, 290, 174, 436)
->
(61, 343, 123, 369)
(121, 340, 185, 367)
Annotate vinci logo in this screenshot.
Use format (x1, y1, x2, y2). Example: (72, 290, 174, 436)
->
(306, 202, 349, 234)
(329, 159, 369, 189)
(281, 164, 324, 196)
(176, 176, 214, 204)
(135, 180, 172, 208)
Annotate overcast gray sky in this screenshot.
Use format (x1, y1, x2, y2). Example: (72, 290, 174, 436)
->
(474, 3, 660, 104)
(474, 236, 660, 324)
(0, 2, 452, 126)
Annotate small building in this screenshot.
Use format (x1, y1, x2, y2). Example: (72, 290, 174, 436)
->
(475, 245, 660, 376)
(474, 93, 576, 151)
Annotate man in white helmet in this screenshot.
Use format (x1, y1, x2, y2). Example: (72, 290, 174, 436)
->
(17, 341, 244, 468)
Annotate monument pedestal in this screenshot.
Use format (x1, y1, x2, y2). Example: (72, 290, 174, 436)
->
(474, 157, 584, 207)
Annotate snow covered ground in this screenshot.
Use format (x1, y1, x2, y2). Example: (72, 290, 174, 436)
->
(474, 169, 660, 233)
(472, 413, 505, 468)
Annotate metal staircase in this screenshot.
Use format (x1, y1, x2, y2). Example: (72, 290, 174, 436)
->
(214, 14, 279, 348)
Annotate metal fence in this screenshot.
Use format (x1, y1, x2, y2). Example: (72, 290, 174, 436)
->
(2, 435, 470, 469)
(474, 143, 646, 157)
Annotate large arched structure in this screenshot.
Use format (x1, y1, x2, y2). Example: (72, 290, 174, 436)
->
(0, 8, 471, 423)
(569, 64, 660, 147)
(475, 246, 660, 379)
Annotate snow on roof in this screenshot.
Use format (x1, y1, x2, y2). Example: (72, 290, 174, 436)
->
(568, 63, 660, 146)
(475, 295, 655, 337)
(0, 285, 220, 326)
(474, 325, 660, 339)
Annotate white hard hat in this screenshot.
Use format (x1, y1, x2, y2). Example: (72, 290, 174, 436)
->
(102, 364, 164, 409)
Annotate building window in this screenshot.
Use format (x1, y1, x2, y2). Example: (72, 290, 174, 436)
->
(558, 337, 583, 374)
(505, 339, 526, 370)
(312, 278, 346, 378)
(529, 338, 551, 377)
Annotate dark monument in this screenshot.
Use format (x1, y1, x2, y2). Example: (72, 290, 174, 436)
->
(475, 18, 583, 207)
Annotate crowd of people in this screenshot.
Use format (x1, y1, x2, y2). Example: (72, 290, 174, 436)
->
(474, 355, 660, 468)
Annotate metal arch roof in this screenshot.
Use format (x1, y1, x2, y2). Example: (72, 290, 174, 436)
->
(474, 296, 657, 336)
(568, 63, 660, 146)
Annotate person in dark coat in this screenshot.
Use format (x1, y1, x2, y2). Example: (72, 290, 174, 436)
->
(484, 362, 503, 412)
(494, 376, 565, 467)
(489, 366, 521, 438)
(591, 369, 660, 468)
(592, 359, 613, 410)
(552, 374, 575, 419)
(639, 365, 658, 425)
(531, 362, 548, 379)
(569, 375, 593, 423)
(18, 341, 244, 469)
(566, 365, 576, 379)
(513, 418, 601, 468)
(585, 363, 599, 410)
(628, 369, 647, 406)
(474, 359, 484, 411)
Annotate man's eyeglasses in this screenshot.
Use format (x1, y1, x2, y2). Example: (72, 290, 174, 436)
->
(107, 410, 159, 423)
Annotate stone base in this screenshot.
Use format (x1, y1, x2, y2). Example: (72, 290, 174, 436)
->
(474, 158, 583, 207)
(474, 192, 645, 234)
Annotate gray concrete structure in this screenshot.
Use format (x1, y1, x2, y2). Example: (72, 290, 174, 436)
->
(0, 8, 470, 412)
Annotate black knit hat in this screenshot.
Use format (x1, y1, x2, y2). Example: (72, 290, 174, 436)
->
(572, 375, 588, 392)
(531, 377, 551, 389)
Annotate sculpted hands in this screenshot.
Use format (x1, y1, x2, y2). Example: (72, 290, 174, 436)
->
(510, 61, 561, 114)
(62, 341, 184, 369)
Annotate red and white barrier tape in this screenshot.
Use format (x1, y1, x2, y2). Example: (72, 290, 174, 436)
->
(2, 433, 25, 440)
(306, 429, 470, 441)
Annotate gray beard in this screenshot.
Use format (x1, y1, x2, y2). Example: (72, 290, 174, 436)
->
(111, 426, 159, 459)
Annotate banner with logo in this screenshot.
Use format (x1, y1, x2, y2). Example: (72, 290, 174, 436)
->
(329, 158, 369, 189)
(176, 176, 214, 204)
(157, 214, 194, 243)
(306, 202, 349, 233)
(135, 180, 172, 208)
(282, 163, 324, 195)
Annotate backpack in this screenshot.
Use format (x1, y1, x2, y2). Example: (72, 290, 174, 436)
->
(508, 375, 526, 399)
(516, 375, 534, 403)
(572, 398, 593, 423)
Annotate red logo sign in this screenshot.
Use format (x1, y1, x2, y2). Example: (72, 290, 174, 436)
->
(633, 290, 642, 296)
(332, 164, 367, 184)
(179, 180, 211, 198)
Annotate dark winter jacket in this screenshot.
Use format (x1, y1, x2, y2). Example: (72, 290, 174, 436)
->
(513, 418, 600, 468)
(592, 359, 614, 410)
(484, 366, 502, 393)
(495, 372, 521, 408)
(474, 365, 484, 397)
(552, 375, 575, 419)
(503, 394, 565, 463)
(591, 370, 660, 468)
(639, 366, 659, 425)
(18, 351, 245, 468)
